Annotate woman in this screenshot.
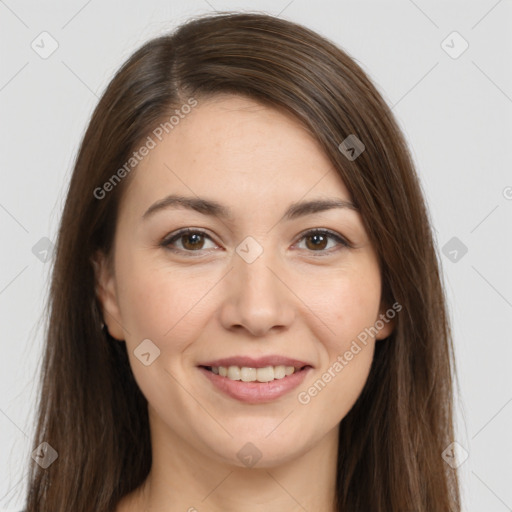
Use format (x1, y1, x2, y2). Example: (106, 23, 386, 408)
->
(24, 11, 461, 512)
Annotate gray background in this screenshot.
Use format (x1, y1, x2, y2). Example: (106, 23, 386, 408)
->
(1, 0, 511, 510)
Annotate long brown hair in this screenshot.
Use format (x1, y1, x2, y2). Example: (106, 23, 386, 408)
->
(24, 11, 461, 511)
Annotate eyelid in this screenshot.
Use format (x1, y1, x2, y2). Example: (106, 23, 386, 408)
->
(160, 227, 351, 256)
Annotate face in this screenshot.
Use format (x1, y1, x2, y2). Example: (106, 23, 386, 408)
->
(95, 94, 394, 468)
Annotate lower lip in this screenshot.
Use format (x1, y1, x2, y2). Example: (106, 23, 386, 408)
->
(198, 366, 312, 404)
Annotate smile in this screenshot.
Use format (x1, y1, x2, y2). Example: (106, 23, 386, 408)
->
(203, 364, 306, 382)
(198, 364, 312, 403)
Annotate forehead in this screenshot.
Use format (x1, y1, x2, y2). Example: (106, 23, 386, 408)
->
(120, 94, 352, 217)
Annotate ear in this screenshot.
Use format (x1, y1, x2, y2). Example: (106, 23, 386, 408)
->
(374, 301, 397, 341)
(91, 250, 125, 341)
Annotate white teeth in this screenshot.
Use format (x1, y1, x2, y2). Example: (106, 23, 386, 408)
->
(273, 365, 286, 379)
(256, 366, 274, 382)
(241, 367, 257, 382)
(227, 366, 241, 380)
(210, 364, 303, 382)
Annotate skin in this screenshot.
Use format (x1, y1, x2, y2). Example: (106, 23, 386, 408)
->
(95, 94, 394, 512)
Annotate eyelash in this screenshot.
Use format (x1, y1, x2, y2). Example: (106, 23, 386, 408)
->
(160, 228, 351, 257)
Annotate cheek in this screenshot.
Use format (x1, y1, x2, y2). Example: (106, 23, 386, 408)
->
(296, 262, 381, 417)
(297, 282, 378, 423)
(305, 260, 382, 349)
(114, 257, 216, 408)
(304, 341, 375, 424)
(115, 253, 217, 355)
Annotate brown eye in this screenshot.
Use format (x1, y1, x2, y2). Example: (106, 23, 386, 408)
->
(181, 232, 205, 250)
(162, 229, 217, 255)
(296, 229, 350, 255)
(304, 233, 329, 251)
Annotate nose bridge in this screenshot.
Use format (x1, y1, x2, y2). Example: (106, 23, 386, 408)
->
(219, 236, 295, 336)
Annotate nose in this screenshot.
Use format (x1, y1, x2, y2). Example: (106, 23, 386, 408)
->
(218, 245, 296, 338)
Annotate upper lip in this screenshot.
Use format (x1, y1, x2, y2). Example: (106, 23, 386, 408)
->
(198, 355, 313, 369)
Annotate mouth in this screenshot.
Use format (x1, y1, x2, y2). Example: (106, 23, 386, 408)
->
(196, 358, 313, 403)
(199, 364, 311, 383)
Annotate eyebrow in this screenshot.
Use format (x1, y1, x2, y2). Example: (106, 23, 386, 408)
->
(142, 194, 358, 222)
